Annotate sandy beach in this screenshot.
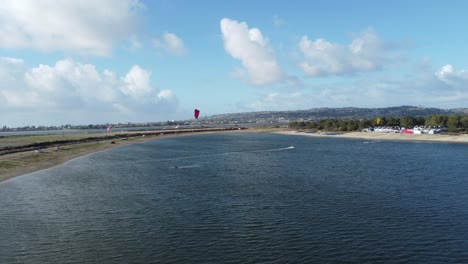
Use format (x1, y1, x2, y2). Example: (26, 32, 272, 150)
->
(1, 127, 467, 183)
(275, 130, 468, 143)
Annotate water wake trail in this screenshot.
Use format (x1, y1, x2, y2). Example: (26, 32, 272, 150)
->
(133, 146, 295, 164)
(363, 141, 380, 144)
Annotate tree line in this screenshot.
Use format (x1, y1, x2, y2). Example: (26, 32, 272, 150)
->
(289, 114, 468, 133)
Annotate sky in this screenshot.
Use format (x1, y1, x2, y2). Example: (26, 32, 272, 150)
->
(1, 0, 468, 127)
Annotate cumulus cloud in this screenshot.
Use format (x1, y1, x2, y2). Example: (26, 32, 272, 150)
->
(0, 0, 143, 56)
(152, 33, 188, 56)
(0, 58, 180, 126)
(435, 64, 468, 84)
(299, 29, 386, 77)
(220, 18, 284, 85)
(121, 65, 153, 98)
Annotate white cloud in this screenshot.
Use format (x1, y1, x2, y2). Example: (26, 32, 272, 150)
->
(220, 18, 284, 85)
(0, 57, 24, 65)
(152, 33, 187, 56)
(0, 58, 180, 126)
(299, 29, 386, 77)
(242, 64, 468, 111)
(121, 65, 153, 98)
(436, 64, 468, 84)
(0, 0, 143, 56)
(436, 64, 455, 78)
(158, 89, 176, 100)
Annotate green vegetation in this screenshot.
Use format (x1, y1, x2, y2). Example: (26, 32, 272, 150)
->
(0, 161, 20, 169)
(60, 142, 106, 154)
(289, 114, 468, 133)
(20, 153, 48, 164)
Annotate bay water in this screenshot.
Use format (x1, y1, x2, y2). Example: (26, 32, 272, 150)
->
(1, 133, 468, 263)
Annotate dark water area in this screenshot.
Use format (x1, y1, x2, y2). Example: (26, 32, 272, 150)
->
(1, 133, 468, 263)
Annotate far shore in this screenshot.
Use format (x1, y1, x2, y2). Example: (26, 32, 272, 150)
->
(1, 127, 467, 183)
(274, 130, 468, 144)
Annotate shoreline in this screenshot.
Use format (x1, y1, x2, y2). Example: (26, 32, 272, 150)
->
(274, 130, 468, 144)
(2, 128, 467, 183)
(0, 127, 261, 183)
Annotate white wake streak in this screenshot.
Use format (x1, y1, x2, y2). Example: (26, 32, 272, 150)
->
(134, 146, 295, 164)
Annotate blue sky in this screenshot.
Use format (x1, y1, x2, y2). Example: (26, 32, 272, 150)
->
(1, 0, 468, 127)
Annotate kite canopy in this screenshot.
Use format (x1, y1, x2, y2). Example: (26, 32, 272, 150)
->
(194, 109, 200, 119)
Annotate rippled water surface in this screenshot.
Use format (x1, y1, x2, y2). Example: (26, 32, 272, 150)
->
(1, 133, 468, 263)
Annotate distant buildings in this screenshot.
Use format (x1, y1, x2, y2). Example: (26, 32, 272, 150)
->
(363, 126, 449, 134)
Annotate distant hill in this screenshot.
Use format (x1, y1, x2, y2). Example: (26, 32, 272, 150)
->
(206, 106, 468, 123)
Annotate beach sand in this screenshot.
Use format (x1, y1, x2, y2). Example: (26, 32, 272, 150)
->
(274, 130, 468, 144)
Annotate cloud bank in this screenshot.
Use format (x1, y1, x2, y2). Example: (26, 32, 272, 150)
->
(220, 18, 284, 85)
(0, 0, 143, 56)
(243, 64, 468, 111)
(0, 58, 179, 126)
(298, 29, 386, 77)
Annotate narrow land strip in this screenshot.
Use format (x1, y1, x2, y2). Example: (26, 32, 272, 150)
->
(0, 127, 249, 183)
